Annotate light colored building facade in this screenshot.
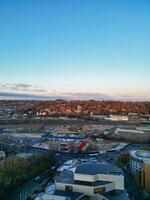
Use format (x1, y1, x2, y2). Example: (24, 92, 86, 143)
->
(35, 163, 128, 200)
(109, 114, 128, 121)
(54, 163, 128, 200)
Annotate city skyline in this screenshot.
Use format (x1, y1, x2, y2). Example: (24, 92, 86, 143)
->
(0, 0, 150, 100)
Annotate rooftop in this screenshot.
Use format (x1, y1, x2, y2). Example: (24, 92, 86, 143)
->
(130, 150, 150, 163)
(75, 163, 123, 176)
(56, 163, 123, 184)
(115, 128, 144, 134)
(54, 190, 83, 200)
(56, 170, 74, 184)
(103, 190, 129, 200)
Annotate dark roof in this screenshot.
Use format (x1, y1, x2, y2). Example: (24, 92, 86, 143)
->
(54, 190, 83, 200)
(75, 163, 122, 175)
(55, 170, 74, 184)
(75, 180, 112, 186)
(103, 190, 129, 200)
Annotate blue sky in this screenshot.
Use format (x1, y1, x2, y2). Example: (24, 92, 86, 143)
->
(0, 0, 150, 100)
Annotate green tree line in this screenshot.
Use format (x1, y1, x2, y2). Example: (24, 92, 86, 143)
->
(0, 152, 55, 200)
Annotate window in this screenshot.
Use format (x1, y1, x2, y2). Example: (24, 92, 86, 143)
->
(65, 185, 73, 191)
(94, 187, 105, 193)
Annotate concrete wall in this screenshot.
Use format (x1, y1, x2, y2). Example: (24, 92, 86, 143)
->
(74, 173, 124, 190)
(55, 181, 115, 195)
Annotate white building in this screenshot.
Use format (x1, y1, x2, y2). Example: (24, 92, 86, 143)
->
(53, 163, 128, 200)
(114, 128, 144, 135)
(109, 115, 128, 121)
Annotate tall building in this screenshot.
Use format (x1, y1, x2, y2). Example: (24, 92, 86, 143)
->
(130, 150, 150, 193)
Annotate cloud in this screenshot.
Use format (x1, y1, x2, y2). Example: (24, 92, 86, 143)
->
(0, 83, 48, 93)
(0, 85, 149, 101)
(0, 92, 61, 100)
(33, 88, 48, 93)
(0, 91, 112, 100)
(0, 83, 31, 91)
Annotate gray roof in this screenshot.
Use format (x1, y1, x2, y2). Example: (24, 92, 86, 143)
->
(103, 190, 129, 200)
(56, 170, 74, 184)
(54, 190, 129, 200)
(54, 190, 83, 200)
(75, 163, 123, 175)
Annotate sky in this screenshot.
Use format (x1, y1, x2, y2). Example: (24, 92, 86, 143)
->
(0, 0, 150, 100)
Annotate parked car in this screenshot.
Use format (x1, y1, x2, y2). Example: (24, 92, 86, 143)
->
(34, 176, 42, 184)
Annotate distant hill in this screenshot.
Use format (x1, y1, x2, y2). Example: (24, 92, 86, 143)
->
(0, 100, 150, 116)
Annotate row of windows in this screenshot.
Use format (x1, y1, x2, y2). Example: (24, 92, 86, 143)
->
(65, 185, 106, 194)
(94, 187, 106, 194)
(74, 180, 107, 186)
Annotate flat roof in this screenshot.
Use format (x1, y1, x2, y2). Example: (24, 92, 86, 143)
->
(130, 150, 150, 163)
(103, 190, 129, 200)
(54, 190, 83, 200)
(115, 128, 144, 134)
(56, 170, 74, 184)
(75, 163, 123, 176)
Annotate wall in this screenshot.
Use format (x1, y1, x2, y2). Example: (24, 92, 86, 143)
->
(74, 173, 124, 190)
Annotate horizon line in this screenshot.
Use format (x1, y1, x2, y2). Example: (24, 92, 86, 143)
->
(0, 91, 150, 102)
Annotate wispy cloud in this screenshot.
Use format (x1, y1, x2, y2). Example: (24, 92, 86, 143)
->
(0, 83, 150, 101)
(0, 83, 48, 93)
(0, 92, 61, 100)
(0, 83, 31, 91)
(33, 88, 48, 93)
